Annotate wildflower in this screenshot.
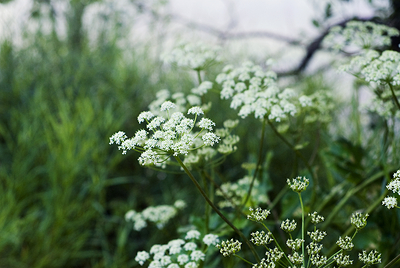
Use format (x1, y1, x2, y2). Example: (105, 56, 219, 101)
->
(359, 250, 382, 266)
(350, 212, 369, 230)
(287, 176, 309, 193)
(334, 252, 353, 266)
(203, 234, 219, 246)
(308, 230, 327, 242)
(382, 196, 398, 209)
(336, 236, 354, 251)
(265, 247, 284, 263)
(286, 238, 304, 251)
(161, 42, 221, 70)
(250, 231, 273, 246)
(135, 251, 150, 266)
(280, 219, 297, 233)
(110, 102, 220, 166)
(183, 242, 197, 251)
(247, 207, 271, 222)
(185, 230, 201, 240)
(216, 239, 242, 257)
(190, 250, 205, 261)
(216, 61, 298, 121)
(184, 262, 198, 268)
(192, 81, 213, 96)
(309, 211, 325, 224)
(288, 252, 303, 265)
(310, 254, 327, 266)
(177, 254, 189, 265)
(307, 242, 323, 255)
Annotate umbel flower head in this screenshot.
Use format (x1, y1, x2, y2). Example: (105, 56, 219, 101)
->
(287, 176, 309, 193)
(109, 101, 220, 166)
(161, 42, 221, 70)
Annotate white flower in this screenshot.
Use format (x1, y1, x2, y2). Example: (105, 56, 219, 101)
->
(149, 260, 162, 268)
(184, 262, 198, 268)
(177, 254, 189, 265)
(184, 242, 197, 251)
(185, 230, 201, 240)
(135, 251, 150, 266)
(203, 234, 219, 246)
(138, 111, 155, 123)
(190, 250, 205, 261)
(187, 107, 204, 116)
(161, 101, 176, 111)
(202, 133, 220, 146)
(192, 81, 213, 96)
(109, 131, 127, 145)
(198, 118, 215, 131)
(382, 196, 398, 209)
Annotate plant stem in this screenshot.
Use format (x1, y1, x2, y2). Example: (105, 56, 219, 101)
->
(174, 156, 261, 263)
(299, 193, 305, 268)
(388, 82, 400, 111)
(242, 117, 267, 207)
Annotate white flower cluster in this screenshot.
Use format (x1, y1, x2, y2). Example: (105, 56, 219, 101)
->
(324, 20, 399, 52)
(336, 236, 354, 251)
(216, 175, 268, 209)
(125, 200, 186, 231)
(350, 212, 369, 230)
(109, 101, 220, 166)
(250, 231, 273, 246)
(382, 169, 400, 209)
(161, 42, 221, 70)
(339, 49, 400, 86)
(308, 211, 325, 224)
(216, 239, 242, 257)
(334, 252, 353, 267)
(216, 61, 302, 121)
(145, 89, 239, 167)
(287, 176, 309, 193)
(247, 207, 271, 222)
(135, 230, 219, 267)
(280, 219, 297, 233)
(358, 249, 382, 265)
(307, 230, 327, 242)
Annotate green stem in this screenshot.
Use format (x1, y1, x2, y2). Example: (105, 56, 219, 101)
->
(388, 82, 400, 111)
(174, 156, 261, 263)
(321, 170, 385, 230)
(233, 254, 254, 265)
(299, 193, 305, 268)
(196, 70, 202, 85)
(242, 117, 267, 207)
(384, 253, 400, 268)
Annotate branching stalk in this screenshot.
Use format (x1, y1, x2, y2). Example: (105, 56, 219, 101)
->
(174, 156, 261, 263)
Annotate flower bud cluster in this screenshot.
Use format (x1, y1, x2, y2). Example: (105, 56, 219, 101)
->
(250, 231, 273, 246)
(287, 176, 309, 193)
(280, 219, 297, 233)
(216, 239, 242, 257)
(308, 212, 324, 224)
(350, 212, 369, 230)
(336, 236, 354, 251)
(135, 230, 219, 268)
(247, 207, 271, 222)
(359, 250, 382, 265)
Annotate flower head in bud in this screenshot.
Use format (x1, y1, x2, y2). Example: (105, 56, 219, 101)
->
(287, 176, 309, 193)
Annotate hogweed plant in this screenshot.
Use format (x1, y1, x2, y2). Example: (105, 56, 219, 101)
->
(217, 177, 381, 268)
(109, 25, 400, 268)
